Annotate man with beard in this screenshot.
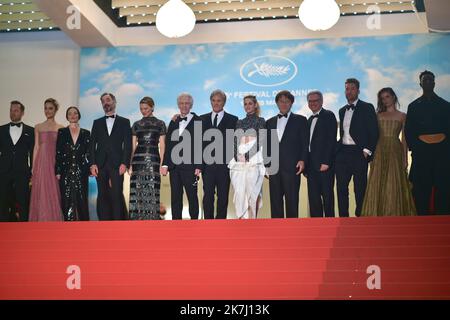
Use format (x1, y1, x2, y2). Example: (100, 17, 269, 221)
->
(335, 78, 379, 217)
(405, 70, 450, 215)
(89, 93, 132, 220)
(0, 101, 34, 222)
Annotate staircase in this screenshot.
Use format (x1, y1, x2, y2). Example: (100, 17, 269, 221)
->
(1, 216, 449, 299)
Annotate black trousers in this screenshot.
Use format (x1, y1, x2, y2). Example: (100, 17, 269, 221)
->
(169, 167, 199, 220)
(202, 164, 230, 219)
(335, 145, 368, 217)
(0, 170, 30, 222)
(307, 167, 335, 218)
(410, 147, 450, 215)
(96, 163, 127, 220)
(269, 171, 300, 218)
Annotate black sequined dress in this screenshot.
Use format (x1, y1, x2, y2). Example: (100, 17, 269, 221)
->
(55, 127, 91, 221)
(130, 116, 167, 220)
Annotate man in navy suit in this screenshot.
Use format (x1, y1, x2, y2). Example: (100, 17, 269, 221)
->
(89, 93, 132, 220)
(266, 90, 309, 218)
(305, 91, 338, 218)
(200, 89, 238, 219)
(0, 101, 34, 222)
(335, 78, 379, 217)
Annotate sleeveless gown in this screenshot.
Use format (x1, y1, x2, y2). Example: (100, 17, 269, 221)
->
(29, 131, 63, 221)
(361, 119, 416, 216)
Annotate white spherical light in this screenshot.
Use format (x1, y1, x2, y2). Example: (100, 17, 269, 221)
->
(156, 0, 196, 38)
(299, 0, 341, 31)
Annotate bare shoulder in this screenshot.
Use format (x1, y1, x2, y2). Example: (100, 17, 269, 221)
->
(397, 110, 407, 122)
(34, 122, 43, 132)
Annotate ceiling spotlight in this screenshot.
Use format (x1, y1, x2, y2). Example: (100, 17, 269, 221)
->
(298, 0, 340, 31)
(156, 0, 196, 38)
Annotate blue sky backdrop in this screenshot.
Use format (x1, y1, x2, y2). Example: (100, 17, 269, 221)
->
(79, 33, 450, 129)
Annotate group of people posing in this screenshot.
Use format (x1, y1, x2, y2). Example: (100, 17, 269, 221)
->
(1, 70, 449, 222)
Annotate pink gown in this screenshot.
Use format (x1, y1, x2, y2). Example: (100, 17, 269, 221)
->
(29, 131, 63, 221)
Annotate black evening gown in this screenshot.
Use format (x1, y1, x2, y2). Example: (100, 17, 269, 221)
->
(55, 127, 90, 221)
(130, 116, 167, 220)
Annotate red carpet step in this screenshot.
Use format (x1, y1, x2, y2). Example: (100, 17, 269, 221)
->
(1, 216, 449, 300)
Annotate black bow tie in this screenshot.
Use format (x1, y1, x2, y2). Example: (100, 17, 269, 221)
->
(105, 115, 115, 119)
(10, 122, 22, 127)
(345, 104, 355, 111)
(310, 114, 319, 120)
(278, 113, 288, 119)
(179, 117, 188, 122)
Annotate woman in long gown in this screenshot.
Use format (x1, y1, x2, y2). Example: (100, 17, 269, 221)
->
(128, 97, 167, 220)
(55, 106, 91, 221)
(229, 95, 266, 219)
(29, 98, 64, 221)
(361, 88, 416, 216)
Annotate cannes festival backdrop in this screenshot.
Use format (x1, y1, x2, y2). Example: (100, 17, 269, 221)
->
(79, 33, 450, 219)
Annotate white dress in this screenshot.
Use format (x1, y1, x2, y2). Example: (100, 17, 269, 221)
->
(228, 114, 266, 219)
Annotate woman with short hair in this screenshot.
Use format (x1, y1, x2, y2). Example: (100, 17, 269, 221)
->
(55, 106, 91, 221)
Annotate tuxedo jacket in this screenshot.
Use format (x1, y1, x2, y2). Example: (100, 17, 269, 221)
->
(266, 113, 309, 175)
(163, 113, 204, 171)
(307, 108, 338, 172)
(0, 123, 34, 176)
(200, 111, 238, 165)
(337, 99, 379, 161)
(89, 115, 132, 169)
(55, 127, 91, 177)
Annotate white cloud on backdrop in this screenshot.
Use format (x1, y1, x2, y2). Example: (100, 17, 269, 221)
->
(265, 40, 323, 57)
(80, 48, 120, 75)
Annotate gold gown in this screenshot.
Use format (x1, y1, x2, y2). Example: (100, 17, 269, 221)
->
(361, 119, 417, 216)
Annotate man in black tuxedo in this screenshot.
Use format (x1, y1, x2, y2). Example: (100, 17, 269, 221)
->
(0, 101, 34, 222)
(201, 89, 238, 219)
(266, 90, 309, 218)
(305, 91, 337, 218)
(89, 93, 131, 220)
(405, 70, 450, 215)
(161, 93, 203, 220)
(336, 78, 379, 217)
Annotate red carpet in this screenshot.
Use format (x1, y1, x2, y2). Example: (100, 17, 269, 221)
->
(1, 216, 450, 300)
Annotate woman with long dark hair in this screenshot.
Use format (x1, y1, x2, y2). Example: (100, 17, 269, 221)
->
(361, 88, 416, 216)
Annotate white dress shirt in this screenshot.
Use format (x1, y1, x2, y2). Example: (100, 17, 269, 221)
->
(276, 111, 291, 141)
(10, 123, 23, 145)
(211, 110, 224, 127)
(162, 113, 194, 169)
(179, 112, 193, 136)
(342, 99, 358, 146)
(106, 114, 116, 136)
(309, 108, 322, 152)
